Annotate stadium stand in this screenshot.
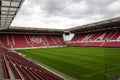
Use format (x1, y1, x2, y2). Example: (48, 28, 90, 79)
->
(0, 33, 64, 49)
(68, 30, 120, 47)
(0, 46, 64, 80)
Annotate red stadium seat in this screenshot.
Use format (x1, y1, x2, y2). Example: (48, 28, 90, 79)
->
(68, 30, 120, 47)
(0, 46, 63, 80)
(0, 34, 65, 48)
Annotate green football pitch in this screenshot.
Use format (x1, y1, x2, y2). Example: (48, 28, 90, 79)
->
(16, 47, 120, 80)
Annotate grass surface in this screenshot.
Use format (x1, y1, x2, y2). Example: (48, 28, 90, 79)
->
(16, 47, 120, 80)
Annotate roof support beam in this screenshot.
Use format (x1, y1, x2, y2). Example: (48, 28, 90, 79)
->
(1, 13, 15, 16)
(2, 10, 16, 12)
(0, 0, 2, 28)
(2, 0, 21, 2)
(1, 5, 20, 8)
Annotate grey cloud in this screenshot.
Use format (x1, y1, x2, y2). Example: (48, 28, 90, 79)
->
(16, 0, 120, 27)
(40, 0, 71, 15)
(37, 0, 119, 19)
(82, 0, 120, 19)
(85, 0, 117, 13)
(12, 0, 120, 29)
(18, 0, 36, 17)
(20, 7, 33, 16)
(39, 0, 87, 17)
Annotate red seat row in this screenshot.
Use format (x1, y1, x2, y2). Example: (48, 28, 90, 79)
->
(0, 47, 63, 80)
(0, 34, 65, 48)
(68, 30, 120, 47)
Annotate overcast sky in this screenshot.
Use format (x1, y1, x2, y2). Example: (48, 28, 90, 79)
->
(11, 0, 120, 29)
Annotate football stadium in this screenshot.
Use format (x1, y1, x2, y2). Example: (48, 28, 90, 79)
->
(0, 0, 120, 80)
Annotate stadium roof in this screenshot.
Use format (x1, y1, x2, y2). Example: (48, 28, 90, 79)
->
(0, 26, 64, 35)
(9, 26, 64, 32)
(0, 0, 25, 30)
(68, 17, 120, 33)
(1, 17, 120, 34)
